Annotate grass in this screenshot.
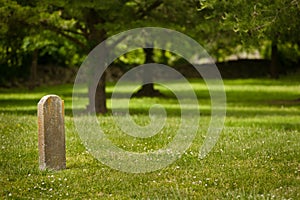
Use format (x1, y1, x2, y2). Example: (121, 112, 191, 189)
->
(0, 76, 300, 199)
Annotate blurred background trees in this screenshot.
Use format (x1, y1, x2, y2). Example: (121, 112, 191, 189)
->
(201, 0, 300, 78)
(0, 0, 299, 113)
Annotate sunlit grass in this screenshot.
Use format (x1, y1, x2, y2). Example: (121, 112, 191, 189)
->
(0, 77, 299, 199)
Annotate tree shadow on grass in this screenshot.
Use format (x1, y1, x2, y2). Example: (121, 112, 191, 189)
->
(1, 87, 299, 118)
(0, 98, 81, 116)
(1, 97, 299, 118)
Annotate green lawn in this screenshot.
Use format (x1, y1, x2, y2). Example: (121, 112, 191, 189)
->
(0, 76, 300, 199)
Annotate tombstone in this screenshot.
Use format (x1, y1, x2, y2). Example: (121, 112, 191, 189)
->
(38, 95, 66, 170)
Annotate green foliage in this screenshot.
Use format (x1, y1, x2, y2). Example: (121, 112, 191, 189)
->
(119, 49, 145, 65)
(0, 0, 90, 85)
(199, 0, 300, 60)
(1, 0, 300, 85)
(0, 0, 32, 68)
(278, 43, 300, 63)
(115, 48, 183, 69)
(260, 40, 300, 69)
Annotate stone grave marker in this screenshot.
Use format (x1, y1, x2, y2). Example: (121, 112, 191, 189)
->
(38, 95, 66, 170)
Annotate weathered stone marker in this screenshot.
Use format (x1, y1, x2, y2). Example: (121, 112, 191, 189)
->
(38, 95, 66, 170)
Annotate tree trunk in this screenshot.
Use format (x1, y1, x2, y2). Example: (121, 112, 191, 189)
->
(85, 8, 108, 114)
(133, 47, 163, 97)
(28, 49, 38, 90)
(95, 72, 107, 114)
(141, 47, 155, 93)
(270, 42, 279, 79)
(87, 71, 107, 114)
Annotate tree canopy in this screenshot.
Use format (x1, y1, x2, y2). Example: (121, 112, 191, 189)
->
(1, 0, 299, 112)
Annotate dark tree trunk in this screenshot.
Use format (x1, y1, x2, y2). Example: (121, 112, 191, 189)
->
(95, 72, 107, 114)
(141, 47, 155, 93)
(87, 72, 107, 114)
(89, 63, 107, 114)
(28, 49, 38, 90)
(85, 8, 108, 114)
(270, 42, 280, 79)
(133, 47, 163, 97)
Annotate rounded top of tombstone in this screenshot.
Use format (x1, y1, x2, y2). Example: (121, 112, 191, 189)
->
(38, 94, 62, 105)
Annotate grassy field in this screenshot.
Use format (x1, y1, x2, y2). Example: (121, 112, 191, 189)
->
(0, 76, 300, 199)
